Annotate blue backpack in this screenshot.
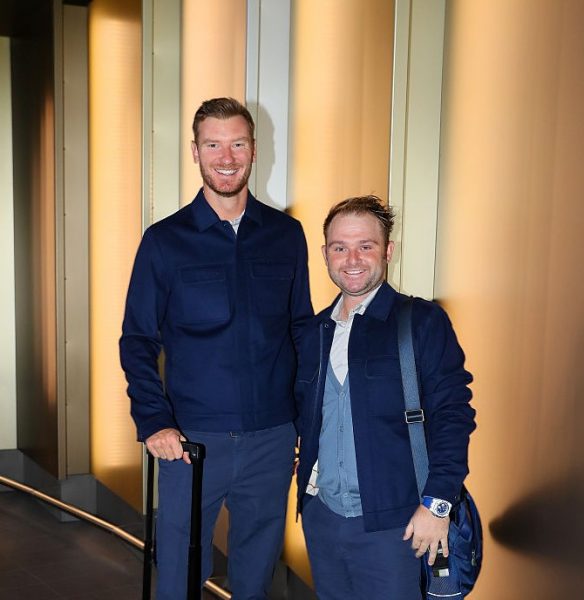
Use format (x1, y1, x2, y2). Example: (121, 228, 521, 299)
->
(397, 298, 483, 598)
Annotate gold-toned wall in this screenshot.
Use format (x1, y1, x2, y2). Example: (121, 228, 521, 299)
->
(284, 0, 394, 584)
(289, 0, 394, 312)
(436, 1, 584, 597)
(89, 0, 143, 509)
(179, 0, 247, 205)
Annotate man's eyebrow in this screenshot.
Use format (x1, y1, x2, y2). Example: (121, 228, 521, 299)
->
(200, 136, 250, 144)
(326, 238, 380, 247)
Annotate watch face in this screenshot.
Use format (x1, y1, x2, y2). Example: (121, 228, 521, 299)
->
(435, 501, 450, 517)
(423, 496, 452, 517)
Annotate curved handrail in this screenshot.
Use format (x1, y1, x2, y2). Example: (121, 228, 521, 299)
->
(0, 474, 231, 599)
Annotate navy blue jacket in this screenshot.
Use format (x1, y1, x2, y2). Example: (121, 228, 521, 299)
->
(295, 283, 475, 532)
(120, 190, 313, 441)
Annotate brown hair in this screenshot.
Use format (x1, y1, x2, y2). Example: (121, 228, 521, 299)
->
(323, 195, 395, 247)
(192, 97, 255, 145)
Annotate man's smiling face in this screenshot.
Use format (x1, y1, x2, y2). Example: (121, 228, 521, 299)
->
(323, 212, 394, 308)
(192, 115, 255, 199)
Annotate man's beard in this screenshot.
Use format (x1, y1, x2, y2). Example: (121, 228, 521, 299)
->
(199, 162, 253, 198)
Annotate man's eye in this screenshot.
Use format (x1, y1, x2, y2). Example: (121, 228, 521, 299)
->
(333, 247, 345, 252)
(361, 245, 372, 251)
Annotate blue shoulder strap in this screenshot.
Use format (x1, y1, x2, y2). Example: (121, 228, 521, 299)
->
(397, 296, 429, 498)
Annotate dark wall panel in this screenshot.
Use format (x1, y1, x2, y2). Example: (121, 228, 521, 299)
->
(11, 1, 59, 477)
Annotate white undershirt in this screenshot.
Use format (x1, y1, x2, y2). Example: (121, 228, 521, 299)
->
(229, 210, 245, 234)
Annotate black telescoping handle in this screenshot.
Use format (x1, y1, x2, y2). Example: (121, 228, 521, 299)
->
(182, 441, 206, 600)
(142, 451, 156, 600)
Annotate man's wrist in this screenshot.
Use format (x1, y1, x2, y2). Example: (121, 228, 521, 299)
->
(422, 496, 452, 518)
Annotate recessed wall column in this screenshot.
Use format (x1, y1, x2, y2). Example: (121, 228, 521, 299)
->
(89, 0, 143, 509)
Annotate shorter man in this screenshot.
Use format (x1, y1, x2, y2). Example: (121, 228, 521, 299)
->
(295, 196, 476, 599)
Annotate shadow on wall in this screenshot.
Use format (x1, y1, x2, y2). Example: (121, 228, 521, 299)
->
(489, 474, 584, 566)
(490, 333, 584, 571)
(247, 102, 277, 210)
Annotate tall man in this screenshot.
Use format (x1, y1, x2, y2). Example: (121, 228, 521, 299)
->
(295, 196, 475, 599)
(120, 98, 312, 600)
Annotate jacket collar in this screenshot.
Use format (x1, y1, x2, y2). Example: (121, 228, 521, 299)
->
(190, 188, 263, 232)
(316, 281, 399, 325)
(362, 281, 399, 321)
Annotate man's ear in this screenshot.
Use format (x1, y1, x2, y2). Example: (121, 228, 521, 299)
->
(191, 141, 199, 164)
(386, 240, 395, 262)
(321, 244, 328, 266)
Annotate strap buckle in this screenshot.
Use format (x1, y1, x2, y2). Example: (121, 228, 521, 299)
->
(405, 409, 425, 424)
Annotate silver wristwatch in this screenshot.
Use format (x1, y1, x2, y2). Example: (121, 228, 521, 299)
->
(422, 496, 452, 518)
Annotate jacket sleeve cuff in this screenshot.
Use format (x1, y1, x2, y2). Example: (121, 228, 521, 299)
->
(137, 415, 179, 442)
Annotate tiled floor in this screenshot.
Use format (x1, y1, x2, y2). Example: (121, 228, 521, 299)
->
(0, 490, 217, 599)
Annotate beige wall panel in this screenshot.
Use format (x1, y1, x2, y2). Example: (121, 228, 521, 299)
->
(63, 4, 90, 475)
(180, 0, 247, 205)
(0, 37, 17, 450)
(143, 0, 182, 225)
(397, 0, 445, 299)
(437, 1, 584, 597)
(89, 0, 143, 509)
(246, 0, 292, 211)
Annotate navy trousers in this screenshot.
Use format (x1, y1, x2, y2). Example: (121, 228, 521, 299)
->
(156, 422, 296, 600)
(301, 495, 422, 600)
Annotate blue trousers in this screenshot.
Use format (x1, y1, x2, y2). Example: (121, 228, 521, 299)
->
(301, 495, 422, 600)
(156, 422, 296, 600)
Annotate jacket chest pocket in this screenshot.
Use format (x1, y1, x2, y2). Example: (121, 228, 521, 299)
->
(178, 266, 230, 325)
(364, 356, 405, 416)
(250, 262, 294, 316)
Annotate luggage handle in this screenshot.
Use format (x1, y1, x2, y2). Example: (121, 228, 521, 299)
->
(182, 441, 206, 600)
(182, 440, 206, 461)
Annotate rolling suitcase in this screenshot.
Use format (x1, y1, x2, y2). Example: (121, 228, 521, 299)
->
(143, 441, 207, 600)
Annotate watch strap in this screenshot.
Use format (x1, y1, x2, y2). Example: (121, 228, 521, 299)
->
(422, 495, 452, 517)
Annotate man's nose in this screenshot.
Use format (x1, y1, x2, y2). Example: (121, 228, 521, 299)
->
(346, 249, 360, 264)
(220, 145, 235, 163)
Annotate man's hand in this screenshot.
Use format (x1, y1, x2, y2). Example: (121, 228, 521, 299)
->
(145, 428, 190, 464)
(403, 505, 450, 565)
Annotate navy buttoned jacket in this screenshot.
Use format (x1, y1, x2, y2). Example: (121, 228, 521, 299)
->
(295, 283, 475, 532)
(120, 190, 313, 440)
